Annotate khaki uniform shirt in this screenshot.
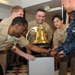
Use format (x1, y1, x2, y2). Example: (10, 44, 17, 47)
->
(27, 20, 52, 43)
(53, 25, 68, 46)
(0, 17, 29, 51)
(1, 16, 12, 26)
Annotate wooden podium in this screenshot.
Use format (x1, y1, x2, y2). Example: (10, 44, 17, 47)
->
(28, 56, 54, 75)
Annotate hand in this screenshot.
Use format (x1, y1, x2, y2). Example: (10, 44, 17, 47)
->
(7, 43, 13, 49)
(50, 50, 57, 56)
(25, 54, 36, 61)
(41, 53, 47, 56)
(57, 51, 64, 57)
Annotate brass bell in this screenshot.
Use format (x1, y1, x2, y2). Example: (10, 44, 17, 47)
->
(26, 24, 50, 48)
(32, 25, 49, 44)
(32, 25, 49, 48)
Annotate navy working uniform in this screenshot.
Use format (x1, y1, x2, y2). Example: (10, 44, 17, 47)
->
(56, 21, 75, 75)
(56, 21, 75, 55)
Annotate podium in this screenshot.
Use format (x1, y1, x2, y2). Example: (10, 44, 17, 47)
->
(28, 56, 54, 75)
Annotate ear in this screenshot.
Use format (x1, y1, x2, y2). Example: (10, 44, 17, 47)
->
(12, 12, 16, 16)
(15, 24, 19, 29)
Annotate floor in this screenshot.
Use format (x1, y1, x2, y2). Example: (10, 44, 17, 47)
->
(55, 70, 71, 75)
(5, 65, 71, 75)
(5, 65, 28, 75)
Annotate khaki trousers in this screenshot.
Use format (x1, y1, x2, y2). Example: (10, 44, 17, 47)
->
(59, 53, 75, 75)
(0, 53, 7, 75)
(0, 64, 3, 75)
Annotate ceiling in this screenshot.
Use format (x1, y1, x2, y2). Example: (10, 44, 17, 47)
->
(0, 0, 62, 19)
(24, 0, 62, 19)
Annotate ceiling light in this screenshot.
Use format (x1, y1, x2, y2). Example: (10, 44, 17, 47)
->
(44, 6, 62, 12)
(49, 7, 62, 12)
(44, 6, 50, 11)
(0, 0, 9, 4)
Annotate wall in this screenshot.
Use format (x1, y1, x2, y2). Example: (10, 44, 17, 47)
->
(10, 0, 22, 6)
(22, 0, 52, 8)
(25, 13, 35, 22)
(45, 18, 56, 33)
(0, 4, 11, 19)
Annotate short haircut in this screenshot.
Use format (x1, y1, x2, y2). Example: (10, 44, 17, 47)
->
(52, 14, 62, 21)
(11, 5, 23, 13)
(11, 17, 28, 26)
(36, 8, 46, 13)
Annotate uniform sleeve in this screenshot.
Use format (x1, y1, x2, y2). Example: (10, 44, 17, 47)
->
(1, 17, 12, 26)
(56, 23, 75, 55)
(18, 35, 29, 47)
(53, 32, 59, 46)
(56, 39, 75, 55)
(1, 19, 8, 25)
(72, 26, 75, 37)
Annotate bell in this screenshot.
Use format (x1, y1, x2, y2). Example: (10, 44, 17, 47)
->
(32, 25, 49, 48)
(26, 24, 50, 48)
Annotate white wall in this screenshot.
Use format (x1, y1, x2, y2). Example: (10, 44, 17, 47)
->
(0, 4, 11, 19)
(45, 18, 56, 33)
(10, 0, 22, 6)
(22, 0, 52, 8)
(25, 13, 35, 22)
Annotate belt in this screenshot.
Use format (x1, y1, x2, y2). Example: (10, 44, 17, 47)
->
(0, 50, 7, 54)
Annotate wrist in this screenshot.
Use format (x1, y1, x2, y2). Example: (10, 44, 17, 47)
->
(55, 49, 59, 54)
(48, 48, 51, 55)
(11, 46, 16, 51)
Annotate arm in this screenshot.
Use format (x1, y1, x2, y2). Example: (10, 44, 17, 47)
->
(52, 46, 58, 50)
(25, 43, 48, 54)
(50, 31, 59, 56)
(18, 35, 48, 54)
(50, 46, 58, 56)
(27, 49, 32, 54)
(56, 40, 75, 55)
(11, 46, 35, 61)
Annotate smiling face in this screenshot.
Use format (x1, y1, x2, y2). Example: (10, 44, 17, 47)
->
(53, 17, 63, 28)
(35, 11, 46, 24)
